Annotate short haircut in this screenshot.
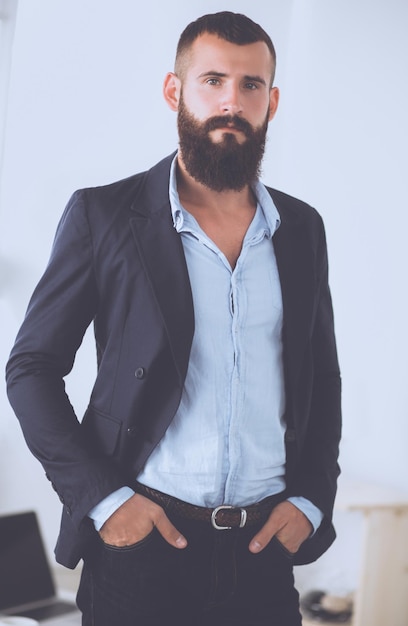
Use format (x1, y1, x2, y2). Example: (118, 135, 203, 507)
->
(175, 11, 277, 85)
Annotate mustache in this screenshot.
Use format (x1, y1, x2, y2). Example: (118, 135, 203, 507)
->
(203, 115, 253, 137)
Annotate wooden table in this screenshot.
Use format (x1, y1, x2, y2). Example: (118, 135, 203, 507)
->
(335, 480, 408, 626)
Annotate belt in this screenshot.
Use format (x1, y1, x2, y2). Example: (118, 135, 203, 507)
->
(135, 483, 284, 530)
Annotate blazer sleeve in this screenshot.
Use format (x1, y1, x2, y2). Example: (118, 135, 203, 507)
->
(290, 217, 342, 564)
(6, 191, 126, 530)
(273, 208, 341, 564)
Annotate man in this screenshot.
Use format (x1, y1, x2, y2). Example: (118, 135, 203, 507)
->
(6, 11, 341, 626)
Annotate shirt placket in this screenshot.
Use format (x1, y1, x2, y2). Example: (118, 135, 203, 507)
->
(224, 246, 249, 503)
(223, 232, 268, 504)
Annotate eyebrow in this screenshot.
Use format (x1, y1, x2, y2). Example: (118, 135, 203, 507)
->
(197, 71, 267, 87)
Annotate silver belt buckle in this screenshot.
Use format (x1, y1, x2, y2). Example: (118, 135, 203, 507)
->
(211, 505, 248, 530)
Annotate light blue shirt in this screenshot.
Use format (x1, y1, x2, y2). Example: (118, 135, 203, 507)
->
(89, 156, 323, 532)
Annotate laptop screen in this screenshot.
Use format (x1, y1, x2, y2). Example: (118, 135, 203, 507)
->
(0, 511, 56, 610)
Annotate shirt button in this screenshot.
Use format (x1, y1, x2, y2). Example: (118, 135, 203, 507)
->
(134, 367, 146, 379)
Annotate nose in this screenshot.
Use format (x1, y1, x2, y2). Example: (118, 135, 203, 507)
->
(220, 83, 243, 115)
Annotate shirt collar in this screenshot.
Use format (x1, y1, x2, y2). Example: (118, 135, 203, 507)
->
(169, 153, 281, 237)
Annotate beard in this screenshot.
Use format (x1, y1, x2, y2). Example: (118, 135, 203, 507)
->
(177, 94, 269, 192)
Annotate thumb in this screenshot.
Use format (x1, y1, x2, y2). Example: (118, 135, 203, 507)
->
(249, 506, 284, 554)
(154, 510, 188, 549)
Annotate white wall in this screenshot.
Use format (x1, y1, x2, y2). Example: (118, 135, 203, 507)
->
(1, 0, 407, 596)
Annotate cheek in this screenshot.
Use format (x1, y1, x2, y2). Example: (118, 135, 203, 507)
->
(249, 99, 272, 126)
(181, 88, 218, 119)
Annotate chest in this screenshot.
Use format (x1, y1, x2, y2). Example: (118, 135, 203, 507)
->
(200, 221, 249, 268)
(180, 226, 283, 329)
(184, 207, 256, 269)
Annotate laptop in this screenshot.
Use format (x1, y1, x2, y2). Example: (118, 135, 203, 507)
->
(0, 511, 81, 625)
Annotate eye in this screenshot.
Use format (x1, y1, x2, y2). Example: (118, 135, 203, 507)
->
(244, 82, 259, 91)
(206, 77, 221, 86)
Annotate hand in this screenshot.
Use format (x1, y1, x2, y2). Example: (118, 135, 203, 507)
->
(249, 500, 312, 554)
(99, 493, 187, 549)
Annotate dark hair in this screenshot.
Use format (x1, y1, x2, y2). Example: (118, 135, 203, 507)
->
(175, 11, 276, 84)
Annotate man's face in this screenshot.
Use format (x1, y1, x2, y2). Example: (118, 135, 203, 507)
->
(166, 33, 279, 191)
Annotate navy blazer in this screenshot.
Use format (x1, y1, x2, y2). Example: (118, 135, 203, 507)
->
(6, 153, 341, 568)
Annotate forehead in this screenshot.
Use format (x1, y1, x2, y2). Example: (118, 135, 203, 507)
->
(183, 32, 274, 81)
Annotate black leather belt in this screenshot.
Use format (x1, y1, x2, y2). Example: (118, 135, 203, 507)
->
(135, 483, 284, 530)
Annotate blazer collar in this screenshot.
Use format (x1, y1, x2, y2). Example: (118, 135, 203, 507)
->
(130, 152, 177, 218)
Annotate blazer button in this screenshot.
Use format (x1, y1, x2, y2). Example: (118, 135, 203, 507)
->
(285, 428, 296, 443)
(127, 427, 137, 438)
(134, 367, 146, 379)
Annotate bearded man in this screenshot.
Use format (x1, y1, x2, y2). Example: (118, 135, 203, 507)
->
(6, 11, 341, 626)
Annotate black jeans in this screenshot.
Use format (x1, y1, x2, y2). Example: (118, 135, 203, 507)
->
(77, 508, 302, 626)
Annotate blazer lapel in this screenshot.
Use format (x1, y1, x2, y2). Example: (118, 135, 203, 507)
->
(129, 156, 194, 383)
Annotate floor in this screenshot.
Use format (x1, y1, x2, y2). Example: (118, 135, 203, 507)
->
(302, 618, 352, 626)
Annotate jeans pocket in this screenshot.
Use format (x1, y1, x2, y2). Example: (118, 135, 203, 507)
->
(270, 535, 296, 559)
(99, 528, 156, 552)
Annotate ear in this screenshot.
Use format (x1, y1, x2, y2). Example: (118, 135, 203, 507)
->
(268, 86, 280, 121)
(163, 72, 181, 111)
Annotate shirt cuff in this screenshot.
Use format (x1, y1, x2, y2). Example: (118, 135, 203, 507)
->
(287, 496, 324, 534)
(88, 486, 135, 531)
